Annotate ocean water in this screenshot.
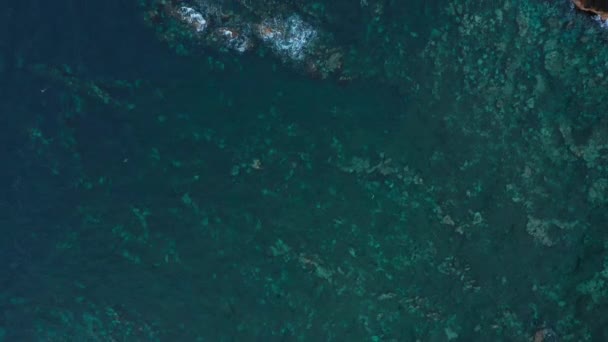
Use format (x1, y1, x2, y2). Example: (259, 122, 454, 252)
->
(1, 0, 607, 340)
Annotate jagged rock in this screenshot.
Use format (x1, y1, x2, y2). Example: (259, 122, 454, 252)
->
(572, 0, 608, 20)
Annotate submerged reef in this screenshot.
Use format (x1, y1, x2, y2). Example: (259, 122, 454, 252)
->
(6, 0, 608, 340)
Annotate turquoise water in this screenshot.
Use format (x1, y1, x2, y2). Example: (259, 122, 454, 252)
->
(1, 0, 607, 340)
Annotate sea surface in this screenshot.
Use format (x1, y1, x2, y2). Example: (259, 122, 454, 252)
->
(1, 0, 607, 340)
